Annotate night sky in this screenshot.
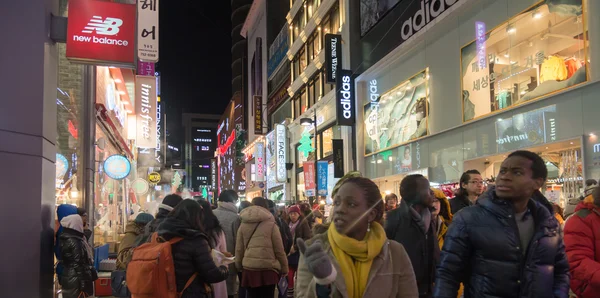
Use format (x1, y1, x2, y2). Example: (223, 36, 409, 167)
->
(158, 0, 232, 116)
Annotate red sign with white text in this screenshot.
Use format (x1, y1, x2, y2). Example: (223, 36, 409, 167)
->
(303, 162, 316, 196)
(66, 0, 136, 66)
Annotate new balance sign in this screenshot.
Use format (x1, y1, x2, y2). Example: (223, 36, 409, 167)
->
(336, 70, 355, 126)
(66, 0, 136, 66)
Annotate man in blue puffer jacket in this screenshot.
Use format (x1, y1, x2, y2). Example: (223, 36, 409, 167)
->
(54, 204, 79, 284)
(434, 150, 570, 298)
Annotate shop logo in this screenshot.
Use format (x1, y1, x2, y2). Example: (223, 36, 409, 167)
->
(594, 143, 600, 153)
(336, 70, 355, 126)
(325, 34, 342, 84)
(340, 76, 353, 119)
(275, 124, 287, 183)
(369, 80, 379, 102)
(82, 16, 123, 35)
(401, 0, 459, 41)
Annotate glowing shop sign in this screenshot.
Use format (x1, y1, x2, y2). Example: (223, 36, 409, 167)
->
(103, 155, 131, 180)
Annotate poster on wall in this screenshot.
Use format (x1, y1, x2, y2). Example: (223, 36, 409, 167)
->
(364, 69, 429, 155)
(135, 75, 157, 148)
(461, 0, 586, 122)
(495, 105, 557, 152)
(395, 144, 412, 173)
(303, 162, 316, 197)
(317, 161, 328, 196)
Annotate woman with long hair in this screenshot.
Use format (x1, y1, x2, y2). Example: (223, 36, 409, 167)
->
(197, 200, 229, 298)
(156, 199, 229, 298)
(235, 197, 288, 298)
(285, 205, 312, 297)
(295, 177, 418, 298)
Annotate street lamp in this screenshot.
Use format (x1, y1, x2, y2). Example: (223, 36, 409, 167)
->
(300, 109, 318, 205)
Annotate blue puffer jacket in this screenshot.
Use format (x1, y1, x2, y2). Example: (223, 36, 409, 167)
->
(434, 188, 570, 298)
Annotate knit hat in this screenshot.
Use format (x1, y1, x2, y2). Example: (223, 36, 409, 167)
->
(134, 213, 154, 225)
(288, 205, 301, 215)
(160, 194, 183, 212)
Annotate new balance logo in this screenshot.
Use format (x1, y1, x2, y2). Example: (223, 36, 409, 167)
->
(82, 16, 123, 36)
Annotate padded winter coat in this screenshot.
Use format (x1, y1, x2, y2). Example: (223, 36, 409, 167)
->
(59, 228, 94, 298)
(156, 217, 229, 298)
(564, 202, 600, 297)
(116, 221, 144, 270)
(434, 189, 570, 298)
(235, 206, 288, 274)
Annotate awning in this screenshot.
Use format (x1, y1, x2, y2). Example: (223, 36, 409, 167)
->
(96, 103, 134, 159)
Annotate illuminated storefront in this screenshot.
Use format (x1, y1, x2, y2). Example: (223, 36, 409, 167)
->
(355, 0, 599, 206)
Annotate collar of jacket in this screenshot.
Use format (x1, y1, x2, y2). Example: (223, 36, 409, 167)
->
(477, 187, 557, 229)
(454, 194, 473, 207)
(62, 227, 85, 239)
(218, 201, 238, 214)
(309, 232, 390, 298)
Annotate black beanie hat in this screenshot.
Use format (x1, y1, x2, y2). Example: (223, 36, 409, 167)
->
(160, 194, 183, 212)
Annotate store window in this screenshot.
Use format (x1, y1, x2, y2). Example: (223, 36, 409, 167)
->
(321, 127, 334, 158)
(271, 100, 292, 126)
(307, 33, 317, 63)
(292, 54, 299, 80)
(307, 0, 315, 19)
(297, 171, 306, 202)
(321, 15, 331, 45)
(330, 4, 340, 34)
(364, 68, 430, 156)
(299, 47, 307, 73)
(461, 0, 587, 122)
(322, 69, 334, 94)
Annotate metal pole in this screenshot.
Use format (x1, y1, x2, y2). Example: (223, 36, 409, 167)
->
(82, 65, 96, 244)
(313, 109, 318, 205)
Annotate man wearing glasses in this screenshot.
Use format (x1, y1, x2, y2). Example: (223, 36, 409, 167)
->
(450, 169, 484, 214)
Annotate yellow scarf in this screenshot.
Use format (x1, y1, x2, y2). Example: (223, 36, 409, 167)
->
(327, 222, 387, 298)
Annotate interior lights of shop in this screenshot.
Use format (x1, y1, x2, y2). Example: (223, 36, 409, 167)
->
(377, 159, 382, 164)
(385, 190, 392, 195)
(497, 67, 533, 84)
(532, 10, 543, 19)
(506, 24, 516, 34)
(114, 79, 122, 83)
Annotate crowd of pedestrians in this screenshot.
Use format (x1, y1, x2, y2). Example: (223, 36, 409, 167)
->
(53, 149, 600, 297)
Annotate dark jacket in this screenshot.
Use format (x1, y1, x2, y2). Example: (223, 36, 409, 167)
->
(434, 189, 570, 298)
(55, 204, 78, 279)
(288, 217, 312, 266)
(136, 208, 169, 246)
(59, 228, 94, 298)
(157, 217, 229, 298)
(385, 201, 439, 297)
(449, 194, 472, 215)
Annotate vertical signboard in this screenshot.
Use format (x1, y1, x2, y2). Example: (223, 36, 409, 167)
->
(66, 0, 136, 66)
(332, 139, 344, 178)
(138, 61, 155, 76)
(325, 34, 342, 84)
(135, 75, 157, 148)
(336, 70, 356, 126)
(317, 161, 328, 196)
(254, 96, 263, 135)
(211, 159, 217, 190)
(255, 142, 265, 182)
(137, 0, 159, 62)
(275, 124, 288, 183)
(475, 21, 487, 69)
(303, 161, 316, 197)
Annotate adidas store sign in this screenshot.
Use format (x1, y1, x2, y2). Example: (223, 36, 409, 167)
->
(400, 0, 460, 43)
(336, 70, 355, 126)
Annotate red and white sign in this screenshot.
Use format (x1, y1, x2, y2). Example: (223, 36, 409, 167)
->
(303, 162, 316, 197)
(66, 0, 136, 66)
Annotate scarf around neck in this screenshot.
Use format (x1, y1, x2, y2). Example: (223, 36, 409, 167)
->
(289, 219, 300, 236)
(327, 221, 386, 298)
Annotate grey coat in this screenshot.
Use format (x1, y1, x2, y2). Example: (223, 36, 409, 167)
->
(213, 202, 241, 294)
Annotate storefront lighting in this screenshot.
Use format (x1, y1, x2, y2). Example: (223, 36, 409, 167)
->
(174, 163, 180, 166)
(385, 190, 392, 195)
(532, 10, 542, 19)
(504, 52, 509, 58)
(520, 90, 526, 95)
(405, 85, 411, 90)
(300, 118, 313, 126)
(388, 156, 393, 161)
(70, 177, 79, 199)
(317, 26, 321, 31)
(546, 147, 549, 149)
(590, 133, 596, 137)
(497, 118, 503, 122)
(114, 79, 122, 83)
(426, 74, 430, 80)
(118, 90, 126, 95)
(506, 24, 516, 34)
(377, 159, 383, 164)
(570, 142, 574, 145)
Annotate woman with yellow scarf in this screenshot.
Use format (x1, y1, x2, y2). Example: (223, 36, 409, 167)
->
(295, 175, 418, 298)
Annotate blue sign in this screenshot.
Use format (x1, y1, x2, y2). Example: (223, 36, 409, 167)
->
(56, 153, 69, 178)
(103, 155, 131, 180)
(317, 161, 328, 196)
(267, 26, 289, 78)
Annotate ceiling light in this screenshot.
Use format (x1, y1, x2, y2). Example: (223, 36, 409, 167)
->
(545, 147, 549, 149)
(289, 25, 293, 29)
(388, 156, 393, 161)
(118, 91, 126, 95)
(532, 10, 543, 19)
(520, 90, 526, 95)
(590, 133, 596, 137)
(570, 142, 574, 145)
(504, 52, 510, 58)
(405, 85, 411, 90)
(126, 110, 132, 113)
(506, 24, 516, 34)
(385, 190, 392, 195)
(426, 74, 430, 79)
(317, 26, 321, 31)
(396, 91, 402, 95)
(300, 118, 313, 126)
(497, 118, 503, 122)
(377, 159, 383, 164)
(114, 79, 122, 84)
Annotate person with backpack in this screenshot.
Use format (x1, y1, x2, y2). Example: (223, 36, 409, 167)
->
(236, 197, 288, 298)
(59, 214, 97, 298)
(285, 205, 312, 298)
(135, 194, 183, 245)
(116, 213, 154, 270)
(127, 199, 229, 298)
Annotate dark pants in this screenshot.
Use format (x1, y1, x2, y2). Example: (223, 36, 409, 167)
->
(247, 285, 276, 298)
(237, 272, 247, 298)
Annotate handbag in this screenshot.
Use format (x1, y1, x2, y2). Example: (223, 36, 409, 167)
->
(111, 270, 130, 297)
(277, 275, 288, 298)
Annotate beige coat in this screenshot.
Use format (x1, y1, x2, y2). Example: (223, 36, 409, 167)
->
(295, 232, 418, 298)
(235, 206, 288, 274)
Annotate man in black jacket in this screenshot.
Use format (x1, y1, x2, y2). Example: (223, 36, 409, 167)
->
(434, 150, 570, 298)
(385, 174, 437, 298)
(449, 169, 484, 214)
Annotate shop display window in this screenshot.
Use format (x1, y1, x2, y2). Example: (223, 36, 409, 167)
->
(299, 48, 307, 73)
(297, 172, 307, 201)
(461, 0, 587, 122)
(364, 68, 430, 156)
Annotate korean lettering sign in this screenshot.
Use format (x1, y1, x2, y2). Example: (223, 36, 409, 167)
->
(137, 0, 159, 62)
(66, 0, 136, 66)
(303, 162, 316, 197)
(255, 142, 265, 182)
(254, 96, 263, 135)
(317, 161, 328, 196)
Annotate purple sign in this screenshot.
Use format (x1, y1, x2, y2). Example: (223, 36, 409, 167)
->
(138, 61, 155, 76)
(475, 22, 487, 69)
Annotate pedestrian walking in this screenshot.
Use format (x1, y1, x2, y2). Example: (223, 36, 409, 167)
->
(236, 197, 288, 298)
(449, 170, 484, 214)
(286, 205, 312, 297)
(213, 190, 241, 298)
(295, 176, 418, 298)
(385, 174, 438, 298)
(59, 214, 97, 298)
(198, 199, 230, 298)
(434, 150, 570, 298)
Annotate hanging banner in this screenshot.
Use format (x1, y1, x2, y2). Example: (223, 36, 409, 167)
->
(317, 161, 328, 196)
(135, 75, 157, 148)
(325, 34, 342, 84)
(332, 139, 344, 178)
(303, 161, 316, 197)
(255, 142, 265, 182)
(66, 0, 136, 66)
(137, 0, 159, 62)
(254, 96, 263, 135)
(336, 70, 356, 126)
(138, 61, 155, 76)
(275, 124, 288, 183)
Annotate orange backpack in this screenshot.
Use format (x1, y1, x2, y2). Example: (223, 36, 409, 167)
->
(126, 233, 197, 298)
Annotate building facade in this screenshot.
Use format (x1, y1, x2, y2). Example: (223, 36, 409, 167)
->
(182, 113, 220, 193)
(352, 0, 600, 211)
